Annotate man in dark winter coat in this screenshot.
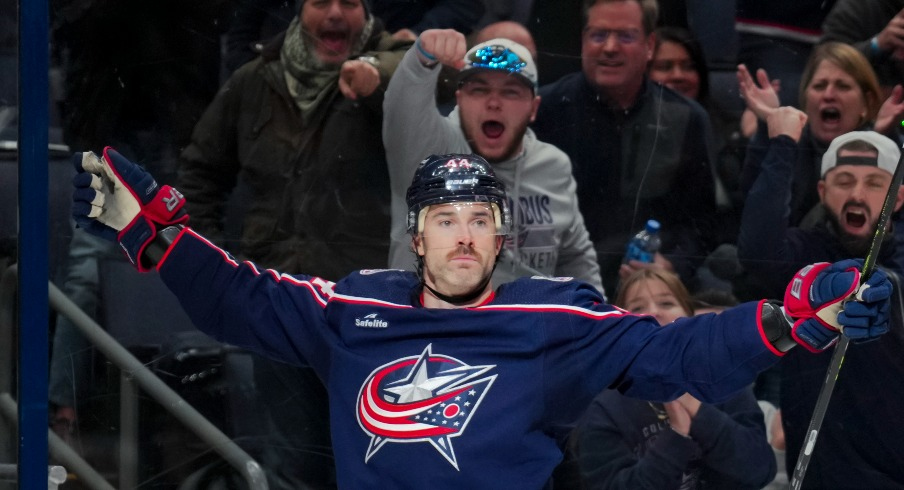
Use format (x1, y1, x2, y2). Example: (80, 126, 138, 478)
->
(531, 0, 718, 295)
(180, 0, 411, 278)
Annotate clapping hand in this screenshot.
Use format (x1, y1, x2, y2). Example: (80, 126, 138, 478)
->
(737, 64, 781, 121)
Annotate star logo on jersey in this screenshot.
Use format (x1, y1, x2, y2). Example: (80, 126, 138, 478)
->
(356, 344, 496, 470)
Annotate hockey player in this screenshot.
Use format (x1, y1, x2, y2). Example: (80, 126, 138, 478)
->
(71, 149, 891, 489)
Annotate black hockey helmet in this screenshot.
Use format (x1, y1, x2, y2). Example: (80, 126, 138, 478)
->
(406, 153, 512, 235)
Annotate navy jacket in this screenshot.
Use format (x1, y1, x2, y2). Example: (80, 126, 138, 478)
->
(572, 388, 775, 489)
(738, 133, 904, 489)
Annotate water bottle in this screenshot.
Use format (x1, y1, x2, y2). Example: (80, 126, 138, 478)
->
(624, 219, 661, 264)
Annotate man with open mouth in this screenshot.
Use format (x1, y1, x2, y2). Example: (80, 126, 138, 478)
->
(382, 28, 604, 294)
(737, 108, 904, 489)
(818, 132, 904, 256)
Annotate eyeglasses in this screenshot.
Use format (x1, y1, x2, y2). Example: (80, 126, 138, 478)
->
(584, 28, 642, 45)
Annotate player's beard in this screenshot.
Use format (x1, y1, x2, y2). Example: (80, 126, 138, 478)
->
(420, 239, 496, 304)
(824, 204, 873, 257)
(441, 244, 493, 295)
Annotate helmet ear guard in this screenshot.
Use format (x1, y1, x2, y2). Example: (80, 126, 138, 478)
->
(405, 153, 512, 236)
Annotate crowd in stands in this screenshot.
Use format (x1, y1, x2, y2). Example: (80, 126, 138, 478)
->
(31, 0, 904, 488)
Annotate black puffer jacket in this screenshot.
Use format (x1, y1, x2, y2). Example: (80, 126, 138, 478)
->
(737, 132, 904, 490)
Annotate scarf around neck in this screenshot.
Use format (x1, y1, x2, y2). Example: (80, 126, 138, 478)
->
(280, 15, 375, 124)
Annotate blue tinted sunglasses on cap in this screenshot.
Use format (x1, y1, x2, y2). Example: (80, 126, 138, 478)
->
(467, 45, 528, 75)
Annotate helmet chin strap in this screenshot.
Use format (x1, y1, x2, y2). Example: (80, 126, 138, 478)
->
(423, 274, 493, 306)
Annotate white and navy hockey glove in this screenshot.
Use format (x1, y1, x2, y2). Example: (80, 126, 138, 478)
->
(784, 259, 891, 352)
(71, 147, 188, 272)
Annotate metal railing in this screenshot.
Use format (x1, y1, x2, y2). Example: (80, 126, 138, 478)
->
(0, 462, 66, 489)
(0, 264, 269, 489)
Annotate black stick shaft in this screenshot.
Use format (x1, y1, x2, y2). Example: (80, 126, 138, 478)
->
(790, 142, 904, 489)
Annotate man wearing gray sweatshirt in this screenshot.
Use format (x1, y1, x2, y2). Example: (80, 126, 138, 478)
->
(383, 29, 604, 294)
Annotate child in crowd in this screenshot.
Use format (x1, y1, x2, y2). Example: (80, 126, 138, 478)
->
(566, 269, 776, 489)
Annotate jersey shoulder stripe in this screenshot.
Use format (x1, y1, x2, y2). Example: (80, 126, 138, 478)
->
(190, 228, 336, 307)
(473, 303, 625, 320)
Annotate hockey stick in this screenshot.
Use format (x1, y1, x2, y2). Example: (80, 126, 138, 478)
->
(789, 141, 904, 489)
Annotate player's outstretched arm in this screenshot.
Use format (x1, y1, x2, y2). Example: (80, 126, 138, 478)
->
(72, 147, 336, 367)
(761, 259, 891, 355)
(71, 147, 189, 272)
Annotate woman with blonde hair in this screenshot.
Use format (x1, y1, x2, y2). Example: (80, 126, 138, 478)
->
(737, 41, 904, 227)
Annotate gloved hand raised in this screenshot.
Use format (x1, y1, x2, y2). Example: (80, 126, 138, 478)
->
(784, 259, 891, 352)
(71, 147, 188, 272)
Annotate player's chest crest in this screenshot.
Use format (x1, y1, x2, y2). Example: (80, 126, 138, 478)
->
(356, 344, 497, 470)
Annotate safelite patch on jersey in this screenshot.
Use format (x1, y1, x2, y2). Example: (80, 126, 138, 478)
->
(356, 344, 497, 470)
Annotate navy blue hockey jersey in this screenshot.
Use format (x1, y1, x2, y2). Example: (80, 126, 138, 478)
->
(158, 229, 779, 489)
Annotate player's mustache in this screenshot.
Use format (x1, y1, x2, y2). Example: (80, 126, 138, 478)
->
(446, 244, 481, 260)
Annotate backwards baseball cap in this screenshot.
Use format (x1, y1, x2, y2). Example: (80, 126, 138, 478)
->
(821, 131, 902, 178)
(459, 38, 538, 91)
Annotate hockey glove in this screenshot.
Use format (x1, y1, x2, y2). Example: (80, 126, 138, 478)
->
(71, 147, 188, 272)
(784, 259, 891, 352)
(835, 270, 891, 343)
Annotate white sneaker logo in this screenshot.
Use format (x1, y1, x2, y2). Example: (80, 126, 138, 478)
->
(356, 313, 388, 329)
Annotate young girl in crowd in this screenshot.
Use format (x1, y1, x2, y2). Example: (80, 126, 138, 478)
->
(566, 269, 776, 489)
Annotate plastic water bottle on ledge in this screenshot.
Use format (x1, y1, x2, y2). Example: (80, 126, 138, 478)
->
(624, 219, 661, 264)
